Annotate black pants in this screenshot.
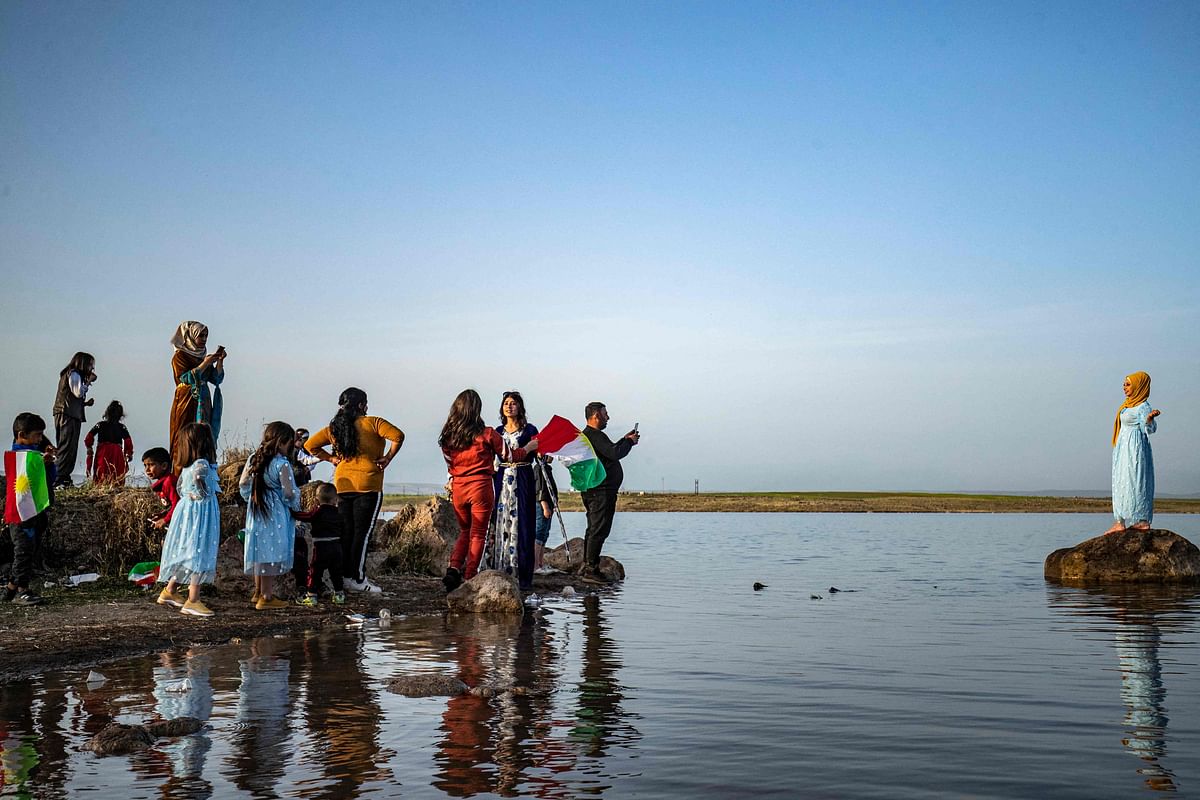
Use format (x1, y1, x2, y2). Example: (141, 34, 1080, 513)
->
(6, 515, 46, 588)
(53, 415, 82, 486)
(292, 526, 310, 591)
(307, 539, 345, 593)
(337, 491, 381, 584)
(582, 487, 619, 567)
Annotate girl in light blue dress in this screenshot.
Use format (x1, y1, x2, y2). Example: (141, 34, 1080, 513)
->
(1107, 371, 1162, 534)
(240, 421, 300, 609)
(157, 423, 221, 617)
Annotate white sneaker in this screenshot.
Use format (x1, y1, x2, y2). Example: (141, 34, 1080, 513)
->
(534, 565, 556, 575)
(343, 578, 368, 592)
(363, 579, 383, 594)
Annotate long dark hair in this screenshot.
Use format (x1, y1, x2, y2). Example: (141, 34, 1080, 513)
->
(173, 423, 216, 477)
(439, 389, 486, 451)
(498, 391, 527, 428)
(61, 351, 95, 378)
(330, 387, 367, 459)
(103, 400, 124, 423)
(248, 420, 296, 517)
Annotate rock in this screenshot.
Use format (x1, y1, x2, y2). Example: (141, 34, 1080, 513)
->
(828, 586, 840, 593)
(144, 717, 204, 737)
(446, 570, 524, 614)
(375, 497, 458, 575)
(85, 723, 156, 755)
(596, 556, 625, 583)
(386, 674, 468, 697)
(753, 582, 767, 591)
(810, 594, 823, 600)
(543, 537, 585, 571)
(1045, 529, 1200, 584)
(469, 685, 496, 698)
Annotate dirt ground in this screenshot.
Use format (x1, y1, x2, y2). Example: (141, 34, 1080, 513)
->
(0, 574, 449, 686)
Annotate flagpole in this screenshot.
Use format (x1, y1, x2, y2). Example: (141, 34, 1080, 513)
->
(533, 456, 573, 565)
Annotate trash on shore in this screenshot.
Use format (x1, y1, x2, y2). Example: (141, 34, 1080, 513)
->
(85, 670, 107, 687)
(561, 586, 576, 597)
(66, 573, 101, 587)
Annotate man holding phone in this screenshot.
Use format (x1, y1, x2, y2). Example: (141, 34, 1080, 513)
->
(579, 401, 640, 585)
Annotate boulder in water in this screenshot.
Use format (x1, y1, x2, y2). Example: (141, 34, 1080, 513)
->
(446, 569, 524, 614)
(144, 717, 204, 737)
(387, 674, 468, 697)
(85, 723, 156, 755)
(1044, 529, 1200, 584)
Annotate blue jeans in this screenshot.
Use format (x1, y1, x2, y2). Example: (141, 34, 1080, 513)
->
(534, 510, 552, 545)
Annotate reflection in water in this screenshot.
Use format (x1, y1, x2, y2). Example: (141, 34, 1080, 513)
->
(153, 649, 215, 798)
(229, 638, 293, 798)
(574, 594, 640, 767)
(1048, 585, 1200, 793)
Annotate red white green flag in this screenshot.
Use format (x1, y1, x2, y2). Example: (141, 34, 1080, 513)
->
(536, 415, 606, 492)
(128, 561, 160, 586)
(4, 450, 50, 524)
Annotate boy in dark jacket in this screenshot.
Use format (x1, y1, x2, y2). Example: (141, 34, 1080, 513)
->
(292, 482, 345, 605)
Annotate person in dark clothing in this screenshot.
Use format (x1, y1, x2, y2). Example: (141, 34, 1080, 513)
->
(579, 402, 639, 584)
(533, 455, 559, 573)
(52, 352, 96, 487)
(292, 482, 346, 605)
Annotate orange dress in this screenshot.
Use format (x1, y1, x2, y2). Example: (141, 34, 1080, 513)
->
(169, 351, 224, 452)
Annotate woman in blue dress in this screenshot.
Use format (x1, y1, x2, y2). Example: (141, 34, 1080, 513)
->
(487, 391, 539, 590)
(1106, 371, 1162, 534)
(240, 421, 301, 609)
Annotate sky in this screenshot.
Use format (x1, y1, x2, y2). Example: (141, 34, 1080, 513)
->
(1, 1, 1197, 493)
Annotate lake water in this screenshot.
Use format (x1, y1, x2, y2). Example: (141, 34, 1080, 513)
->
(2, 513, 1199, 799)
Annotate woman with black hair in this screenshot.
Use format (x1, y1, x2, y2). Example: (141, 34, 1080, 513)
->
(52, 351, 97, 487)
(84, 400, 134, 485)
(303, 388, 404, 593)
(487, 391, 539, 590)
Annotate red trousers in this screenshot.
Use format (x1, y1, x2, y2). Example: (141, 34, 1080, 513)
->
(449, 478, 495, 579)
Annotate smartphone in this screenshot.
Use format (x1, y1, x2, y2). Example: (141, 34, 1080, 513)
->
(634, 423, 639, 432)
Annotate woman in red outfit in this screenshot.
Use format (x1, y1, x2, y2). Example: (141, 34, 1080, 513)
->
(85, 400, 134, 485)
(438, 389, 537, 591)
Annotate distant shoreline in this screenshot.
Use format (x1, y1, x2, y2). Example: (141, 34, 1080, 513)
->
(382, 491, 1200, 514)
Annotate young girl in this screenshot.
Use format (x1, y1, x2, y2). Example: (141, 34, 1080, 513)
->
(439, 389, 537, 591)
(52, 351, 97, 487)
(488, 391, 540, 590)
(85, 400, 134, 485)
(240, 421, 300, 609)
(157, 423, 221, 617)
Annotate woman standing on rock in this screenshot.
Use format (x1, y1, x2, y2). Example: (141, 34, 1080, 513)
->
(304, 388, 404, 593)
(487, 391, 539, 590)
(1106, 371, 1162, 534)
(169, 321, 226, 454)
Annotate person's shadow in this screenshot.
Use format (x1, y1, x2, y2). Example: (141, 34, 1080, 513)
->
(1047, 584, 1200, 792)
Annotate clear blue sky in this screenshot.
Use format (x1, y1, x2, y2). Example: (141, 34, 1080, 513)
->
(2, 1, 1197, 493)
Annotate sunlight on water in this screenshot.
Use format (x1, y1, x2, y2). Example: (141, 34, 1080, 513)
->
(2, 513, 1198, 798)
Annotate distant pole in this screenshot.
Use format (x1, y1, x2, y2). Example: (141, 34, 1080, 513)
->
(694, 479, 699, 495)
(661, 477, 665, 493)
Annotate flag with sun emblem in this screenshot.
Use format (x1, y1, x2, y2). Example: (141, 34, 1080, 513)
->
(4, 450, 51, 523)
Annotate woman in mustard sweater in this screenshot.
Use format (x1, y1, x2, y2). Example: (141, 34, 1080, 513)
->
(304, 387, 404, 593)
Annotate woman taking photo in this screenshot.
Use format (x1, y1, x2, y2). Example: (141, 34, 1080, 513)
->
(487, 391, 539, 590)
(169, 321, 226, 454)
(1106, 371, 1162, 534)
(304, 388, 404, 593)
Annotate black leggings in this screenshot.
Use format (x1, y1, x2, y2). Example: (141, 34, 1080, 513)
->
(337, 491, 382, 584)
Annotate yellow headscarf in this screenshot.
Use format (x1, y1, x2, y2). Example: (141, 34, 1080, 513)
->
(1113, 371, 1151, 447)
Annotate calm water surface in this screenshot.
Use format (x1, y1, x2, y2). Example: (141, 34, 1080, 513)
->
(2, 513, 1199, 799)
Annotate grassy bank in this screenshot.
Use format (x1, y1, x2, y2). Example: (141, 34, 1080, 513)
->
(383, 491, 1200, 514)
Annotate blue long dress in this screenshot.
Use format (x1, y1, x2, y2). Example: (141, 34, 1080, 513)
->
(240, 454, 300, 576)
(1112, 401, 1157, 526)
(159, 460, 222, 585)
(488, 423, 538, 589)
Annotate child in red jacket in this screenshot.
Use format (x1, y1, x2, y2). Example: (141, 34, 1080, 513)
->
(142, 447, 179, 531)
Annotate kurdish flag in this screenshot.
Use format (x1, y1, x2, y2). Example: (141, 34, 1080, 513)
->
(128, 561, 161, 586)
(4, 450, 51, 524)
(536, 415, 606, 492)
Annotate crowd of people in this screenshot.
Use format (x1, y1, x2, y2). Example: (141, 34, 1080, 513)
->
(3, 320, 642, 613)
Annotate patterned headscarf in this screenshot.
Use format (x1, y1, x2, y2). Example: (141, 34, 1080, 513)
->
(1113, 371, 1151, 447)
(170, 321, 209, 359)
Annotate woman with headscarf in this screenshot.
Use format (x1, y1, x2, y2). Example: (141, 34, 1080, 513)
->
(303, 388, 404, 593)
(169, 321, 226, 454)
(1106, 371, 1162, 534)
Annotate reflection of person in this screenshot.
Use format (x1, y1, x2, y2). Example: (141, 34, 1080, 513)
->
(240, 421, 300, 609)
(156, 423, 221, 617)
(231, 638, 293, 797)
(440, 389, 537, 590)
(169, 321, 226, 454)
(1114, 620, 1176, 791)
(488, 391, 540, 590)
(52, 351, 96, 487)
(84, 400, 133, 485)
(574, 594, 639, 759)
(579, 402, 639, 585)
(153, 649, 214, 795)
(1106, 372, 1161, 535)
(304, 387, 404, 593)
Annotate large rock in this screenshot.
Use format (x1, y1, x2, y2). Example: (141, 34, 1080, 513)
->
(376, 497, 458, 575)
(386, 674, 468, 697)
(85, 716, 204, 755)
(543, 537, 625, 582)
(1045, 529, 1200, 584)
(446, 569, 523, 614)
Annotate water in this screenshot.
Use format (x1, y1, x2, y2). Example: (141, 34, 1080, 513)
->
(3, 513, 1199, 798)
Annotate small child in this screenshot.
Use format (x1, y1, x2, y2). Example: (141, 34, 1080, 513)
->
(4, 413, 57, 606)
(142, 447, 179, 531)
(291, 482, 346, 606)
(85, 400, 134, 485)
(533, 455, 559, 574)
(239, 421, 299, 610)
(156, 423, 221, 617)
